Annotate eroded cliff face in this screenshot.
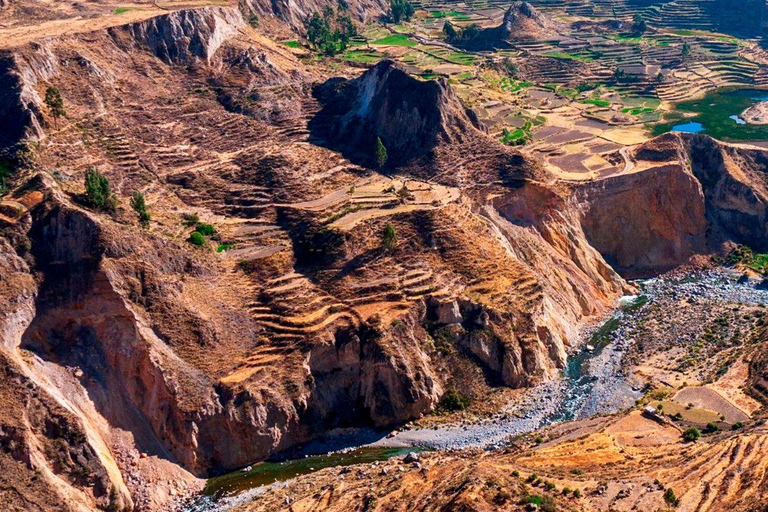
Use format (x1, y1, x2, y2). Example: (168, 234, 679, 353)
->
(576, 133, 768, 277)
(110, 7, 246, 65)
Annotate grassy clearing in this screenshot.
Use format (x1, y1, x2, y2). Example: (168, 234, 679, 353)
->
(282, 40, 302, 48)
(429, 10, 470, 20)
(113, 7, 131, 14)
(371, 34, 417, 47)
(445, 52, 475, 65)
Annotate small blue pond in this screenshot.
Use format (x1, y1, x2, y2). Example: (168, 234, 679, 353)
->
(671, 121, 705, 133)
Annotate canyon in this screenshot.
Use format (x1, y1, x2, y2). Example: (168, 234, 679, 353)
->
(0, 0, 767, 511)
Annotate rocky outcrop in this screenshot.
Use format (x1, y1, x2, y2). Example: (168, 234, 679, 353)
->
(495, 2, 558, 41)
(457, 2, 559, 49)
(0, 44, 57, 155)
(577, 163, 708, 277)
(309, 60, 484, 167)
(111, 7, 245, 65)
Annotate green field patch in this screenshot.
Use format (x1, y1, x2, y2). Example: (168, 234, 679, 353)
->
(580, 98, 610, 107)
(342, 50, 383, 63)
(544, 51, 594, 62)
(500, 119, 534, 146)
(282, 40, 302, 48)
(371, 34, 417, 47)
(113, 7, 131, 13)
(621, 106, 656, 115)
(445, 52, 476, 65)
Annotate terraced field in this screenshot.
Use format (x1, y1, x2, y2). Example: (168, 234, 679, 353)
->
(296, 0, 768, 179)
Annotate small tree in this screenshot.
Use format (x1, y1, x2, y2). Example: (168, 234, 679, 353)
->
(45, 86, 66, 129)
(443, 21, 458, 40)
(681, 41, 691, 62)
(84, 167, 114, 211)
(130, 191, 150, 229)
(633, 13, 647, 35)
(375, 137, 388, 168)
(382, 222, 396, 250)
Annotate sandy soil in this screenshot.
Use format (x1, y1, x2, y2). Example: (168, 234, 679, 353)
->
(742, 101, 768, 125)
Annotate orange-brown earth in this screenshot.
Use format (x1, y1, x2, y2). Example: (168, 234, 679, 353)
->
(1, 1, 768, 511)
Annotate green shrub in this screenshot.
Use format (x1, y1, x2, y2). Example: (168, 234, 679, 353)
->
(188, 231, 205, 246)
(195, 223, 216, 236)
(573, 489, 581, 498)
(525, 495, 542, 505)
(683, 427, 700, 442)
(438, 389, 470, 412)
(664, 488, 679, 507)
(732, 422, 744, 430)
(382, 223, 396, 250)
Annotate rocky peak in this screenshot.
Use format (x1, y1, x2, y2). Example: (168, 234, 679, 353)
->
(498, 1, 556, 40)
(309, 60, 483, 167)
